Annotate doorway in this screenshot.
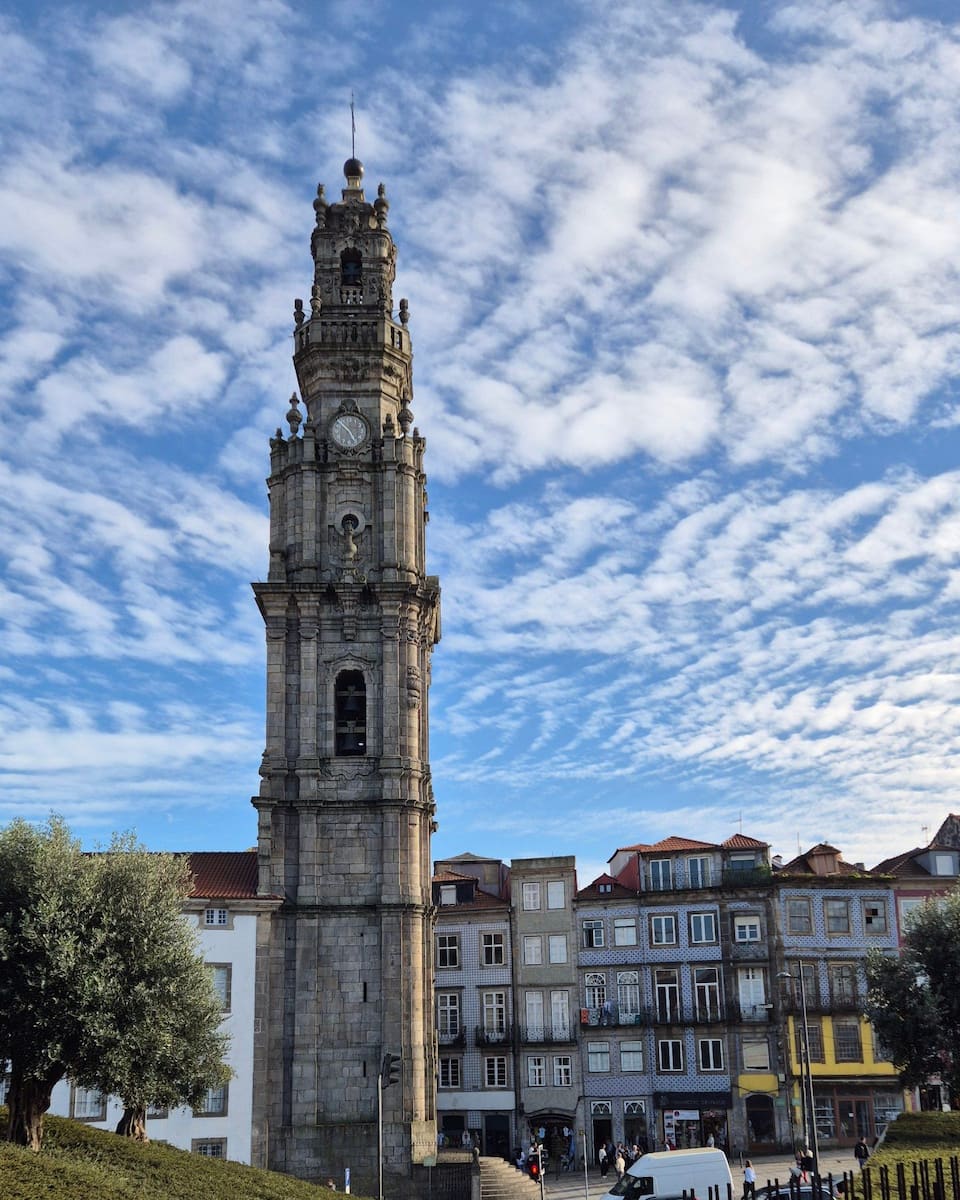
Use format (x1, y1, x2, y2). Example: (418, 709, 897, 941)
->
(485, 1113, 511, 1160)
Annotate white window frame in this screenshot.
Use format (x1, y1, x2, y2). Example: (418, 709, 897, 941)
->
(522, 882, 541, 911)
(741, 1037, 770, 1071)
(547, 880, 565, 909)
(553, 1055, 572, 1086)
(587, 1041, 611, 1072)
(484, 1056, 508, 1087)
(657, 1039, 683, 1072)
(650, 913, 677, 946)
(620, 1040, 644, 1071)
(649, 859, 672, 891)
(482, 931, 505, 966)
(825, 898, 851, 935)
(439, 1056, 462, 1088)
(548, 934, 568, 963)
(698, 1038, 724, 1071)
(193, 1138, 227, 1158)
(863, 900, 888, 935)
(689, 911, 717, 944)
(527, 1055, 546, 1086)
(437, 933, 460, 968)
(523, 934, 543, 965)
(734, 915, 761, 943)
(582, 919, 605, 948)
(614, 917, 638, 946)
(204, 907, 229, 928)
(194, 1085, 228, 1117)
(482, 990, 506, 1034)
(437, 992, 461, 1036)
(209, 963, 231, 1013)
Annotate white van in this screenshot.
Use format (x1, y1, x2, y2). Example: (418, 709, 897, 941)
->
(602, 1148, 733, 1200)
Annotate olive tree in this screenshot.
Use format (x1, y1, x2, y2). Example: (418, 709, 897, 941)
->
(0, 818, 229, 1150)
(865, 886, 960, 1098)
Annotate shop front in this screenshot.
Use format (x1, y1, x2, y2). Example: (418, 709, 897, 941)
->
(813, 1087, 903, 1146)
(654, 1091, 731, 1152)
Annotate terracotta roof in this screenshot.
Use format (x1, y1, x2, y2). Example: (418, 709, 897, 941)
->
(577, 873, 638, 900)
(611, 836, 718, 857)
(722, 834, 769, 849)
(776, 848, 863, 877)
(872, 847, 926, 875)
(433, 869, 477, 883)
(186, 851, 259, 899)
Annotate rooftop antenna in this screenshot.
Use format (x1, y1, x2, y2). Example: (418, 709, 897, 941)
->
(738, 810, 743, 834)
(922, 823, 930, 844)
(351, 92, 356, 158)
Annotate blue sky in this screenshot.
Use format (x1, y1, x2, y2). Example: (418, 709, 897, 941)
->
(2, 0, 960, 884)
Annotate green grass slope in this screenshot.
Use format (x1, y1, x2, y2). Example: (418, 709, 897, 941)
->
(0, 1109, 344, 1200)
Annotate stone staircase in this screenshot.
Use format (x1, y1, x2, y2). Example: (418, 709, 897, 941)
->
(479, 1155, 544, 1200)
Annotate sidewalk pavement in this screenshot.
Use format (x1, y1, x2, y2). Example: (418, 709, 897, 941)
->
(539, 1152, 863, 1200)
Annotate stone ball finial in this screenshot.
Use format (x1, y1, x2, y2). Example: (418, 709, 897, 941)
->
(313, 184, 327, 226)
(398, 397, 413, 434)
(344, 157, 364, 183)
(399, 298, 409, 325)
(294, 298, 304, 328)
(286, 393, 302, 436)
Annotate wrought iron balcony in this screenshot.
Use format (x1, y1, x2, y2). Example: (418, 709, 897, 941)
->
(580, 1005, 654, 1028)
(519, 1023, 577, 1045)
(735, 1002, 774, 1023)
(437, 1028, 466, 1048)
(475, 1024, 513, 1046)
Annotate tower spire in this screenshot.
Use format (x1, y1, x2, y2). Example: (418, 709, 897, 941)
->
(351, 91, 356, 158)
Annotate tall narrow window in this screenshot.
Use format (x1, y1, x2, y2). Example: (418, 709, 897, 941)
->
(335, 670, 366, 755)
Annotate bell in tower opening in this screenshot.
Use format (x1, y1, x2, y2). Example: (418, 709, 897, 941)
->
(249, 155, 441, 1197)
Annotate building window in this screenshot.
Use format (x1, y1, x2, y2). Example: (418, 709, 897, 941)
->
(742, 1037, 770, 1071)
(439, 1057, 462, 1088)
(737, 966, 766, 1019)
(439, 885, 456, 906)
(482, 991, 506, 1035)
(828, 962, 858, 1005)
(620, 1040, 644, 1071)
(655, 968, 680, 1022)
(340, 247, 362, 286)
(437, 934, 460, 968)
(694, 967, 721, 1020)
(334, 670, 366, 755)
(437, 992, 461, 1037)
(522, 882, 541, 911)
(825, 898, 851, 934)
(657, 1039, 683, 1072)
(482, 932, 505, 966)
(209, 964, 231, 1012)
(649, 859, 672, 891)
(617, 971, 640, 1019)
(786, 898, 812, 934)
(71, 1085, 106, 1122)
(863, 901, 888, 935)
(204, 907, 229, 928)
(933, 853, 956, 876)
(582, 919, 605, 948)
(871, 1024, 891, 1063)
(698, 1038, 724, 1071)
(587, 1041, 611, 1072)
(614, 917, 637, 946)
(689, 911, 717, 944)
(796, 1018, 825, 1062)
(528, 1056, 546, 1086)
(192, 1139, 227, 1158)
(899, 898, 924, 930)
(146, 1102, 168, 1119)
(546, 934, 566, 964)
(585, 973, 607, 1009)
(525, 990, 544, 1037)
(0, 1075, 8, 1104)
(523, 935, 543, 965)
(833, 1019, 863, 1062)
(734, 915, 761, 943)
(649, 914, 677, 946)
(553, 1055, 572, 1086)
(484, 1056, 507, 1088)
(194, 1085, 228, 1117)
(547, 881, 565, 909)
(688, 856, 711, 888)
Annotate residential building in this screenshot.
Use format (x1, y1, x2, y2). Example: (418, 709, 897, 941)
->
(774, 844, 902, 1148)
(512, 856, 581, 1157)
(433, 855, 515, 1156)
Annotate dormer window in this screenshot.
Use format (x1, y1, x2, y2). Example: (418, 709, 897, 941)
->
(341, 248, 362, 286)
(335, 670, 366, 755)
(649, 859, 672, 891)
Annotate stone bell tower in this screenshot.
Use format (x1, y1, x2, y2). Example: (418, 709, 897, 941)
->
(250, 158, 440, 1191)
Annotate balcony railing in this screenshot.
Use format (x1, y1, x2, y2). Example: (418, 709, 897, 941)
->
(735, 1002, 774, 1022)
(782, 994, 861, 1015)
(437, 1028, 466, 1048)
(475, 1024, 513, 1046)
(581, 1005, 654, 1028)
(729, 941, 768, 960)
(519, 1023, 577, 1045)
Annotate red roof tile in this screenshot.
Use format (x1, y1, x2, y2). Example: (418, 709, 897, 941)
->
(722, 834, 769, 849)
(187, 851, 259, 899)
(577, 873, 638, 899)
(614, 836, 719, 856)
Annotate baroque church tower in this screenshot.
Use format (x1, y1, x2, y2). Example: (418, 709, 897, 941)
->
(251, 158, 440, 1190)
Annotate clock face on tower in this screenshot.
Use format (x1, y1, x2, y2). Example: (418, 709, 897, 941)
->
(330, 412, 368, 449)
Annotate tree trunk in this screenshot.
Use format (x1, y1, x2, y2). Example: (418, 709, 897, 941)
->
(5, 1065, 59, 1151)
(115, 1105, 148, 1141)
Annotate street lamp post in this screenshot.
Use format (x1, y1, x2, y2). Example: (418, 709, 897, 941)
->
(779, 964, 820, 1176)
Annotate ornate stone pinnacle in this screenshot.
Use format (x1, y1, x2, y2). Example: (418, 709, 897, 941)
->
(286, 393, 302, 436)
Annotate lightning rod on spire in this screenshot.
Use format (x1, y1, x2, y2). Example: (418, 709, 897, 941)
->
(351, 92, 356, 158)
